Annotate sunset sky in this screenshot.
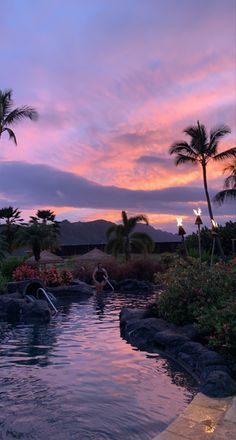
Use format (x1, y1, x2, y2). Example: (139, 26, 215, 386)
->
(0, 0, 235, 232)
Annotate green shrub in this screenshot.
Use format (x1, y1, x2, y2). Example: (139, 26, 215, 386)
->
(157, 261, 236, 324)
(196, 300, 236, 351)
(156, 261, 236, 350)
(0, 256, 26, 281)
(0, 272, 7, 294)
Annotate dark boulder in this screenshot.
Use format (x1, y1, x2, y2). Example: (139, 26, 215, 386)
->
(200, 370, 236, 398)
(117, 279, 153, 294)
(0, 293, 51, 323)
(120, 306, 236, 397)
(49, 281, 94, 297)
(21, 300, 51, 323)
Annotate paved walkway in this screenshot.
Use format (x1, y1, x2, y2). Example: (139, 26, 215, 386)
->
(153, 393, 236, 440)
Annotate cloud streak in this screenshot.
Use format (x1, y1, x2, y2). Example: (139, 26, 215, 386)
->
(0, 0, 235, 230)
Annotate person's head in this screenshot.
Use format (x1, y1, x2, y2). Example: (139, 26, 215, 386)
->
(97, 262, 102, 269)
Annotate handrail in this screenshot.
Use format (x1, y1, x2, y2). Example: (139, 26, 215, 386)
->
(36, 287, 58, 314)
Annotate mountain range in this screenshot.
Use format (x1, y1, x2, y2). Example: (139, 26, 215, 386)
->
(59, 219, 181, 245)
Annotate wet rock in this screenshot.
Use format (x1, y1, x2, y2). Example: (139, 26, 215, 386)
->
(49, 281, 94, 297)
(21, 299, 51, 323)
(120, 306, 236, 397)
(200, 370, 236, 398)
(120, 307, 147, 326)
(0, 293, 51, 323)
(117, 279, 152, 294)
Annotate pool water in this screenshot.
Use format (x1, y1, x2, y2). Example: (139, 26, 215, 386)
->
(0, 291, 197, 440)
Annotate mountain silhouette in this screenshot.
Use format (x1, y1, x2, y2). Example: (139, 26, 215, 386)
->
(59, 219, 180, 245)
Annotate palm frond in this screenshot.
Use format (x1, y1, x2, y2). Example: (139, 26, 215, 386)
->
(213, 189, 236, 205)
(0, 89, 13, 120)
(4, 106, 38, 125)
(224, 174, 236, 189)
(106, 225, 116, 239)
(169, 141, 192, 155)
(2, 127, 17, 145)
(130, 215, 149, 226)
(131, 232, 154, 252)
(208, 125, 231, 155)
(213, 147, 236, 162)
(175, 154, 198, 166)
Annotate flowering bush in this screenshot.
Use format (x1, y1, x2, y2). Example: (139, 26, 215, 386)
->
(40, 267, 62, 287)
(12, 264, 39, 281)
(60, 269, 73, 286)
(12, 264, 73, 287)
(154, 261, 236, 351)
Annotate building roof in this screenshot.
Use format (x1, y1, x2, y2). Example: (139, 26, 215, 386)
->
(26, 250, 63, 265)
(77, 247, 113, 261)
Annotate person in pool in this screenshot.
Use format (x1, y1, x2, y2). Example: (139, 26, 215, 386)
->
(92, 262, 108, 293)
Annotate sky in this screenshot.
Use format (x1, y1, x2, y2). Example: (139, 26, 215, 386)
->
(0, 0, 235, 232)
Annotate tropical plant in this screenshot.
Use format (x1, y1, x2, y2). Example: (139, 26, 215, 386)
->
(30, 209, 60, 239)
(0, 256, 26, 281)
(169, 121, 236, 259)
(214, 160, 236, 205)
(30, 209, 56, 224)
(0, 89, 38, 145)
(0, 206, 24, 253)
(19, 221, 59, 263)
(0, 234, 7, 260)
(186, 221, 236, 256)
(106, 211, 154, 261)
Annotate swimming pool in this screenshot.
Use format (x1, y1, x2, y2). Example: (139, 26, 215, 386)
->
(0, 291, 197, 439)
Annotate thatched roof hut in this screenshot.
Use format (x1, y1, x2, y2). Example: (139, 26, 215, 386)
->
(77, 248, 115, 266)
(26, 250, 63, 266)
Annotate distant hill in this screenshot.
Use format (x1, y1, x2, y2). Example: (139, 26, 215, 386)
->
(59, 219, 181, 245)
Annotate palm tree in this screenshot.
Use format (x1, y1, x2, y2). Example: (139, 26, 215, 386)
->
(169, 121, 236, 259)
(30, 209, 60, 235)
(0, 206, 24, 253)
(19, 222, 60, 263)
(0, 89, 38, 145)
(214, 160, 236, 205)
(106, 211, 154, 261)
(30, 209, 56, 224)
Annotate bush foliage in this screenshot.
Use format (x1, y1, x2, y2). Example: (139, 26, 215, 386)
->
(154, 259, 236, 350)
(12, 264, 73, 287)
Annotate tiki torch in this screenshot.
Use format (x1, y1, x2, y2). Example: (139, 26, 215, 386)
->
(177, 217, 188, 256)
(193, 208, 203, 262)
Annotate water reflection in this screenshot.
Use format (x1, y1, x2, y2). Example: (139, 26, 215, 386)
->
(0, 291, 197, 440)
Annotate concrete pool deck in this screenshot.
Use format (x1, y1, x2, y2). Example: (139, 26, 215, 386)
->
(153, 393, 236, 440)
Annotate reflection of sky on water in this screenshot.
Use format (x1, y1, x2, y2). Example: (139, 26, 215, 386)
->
(0, 292, 197, 439)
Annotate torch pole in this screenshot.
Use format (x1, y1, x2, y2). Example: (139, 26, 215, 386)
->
(198, 223, 201, 263)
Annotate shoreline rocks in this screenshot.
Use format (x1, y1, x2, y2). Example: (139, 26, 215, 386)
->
(120, 307, 236, 398)
(0, 293, 51, 323)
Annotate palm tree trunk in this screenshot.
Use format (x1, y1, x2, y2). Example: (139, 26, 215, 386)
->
(202, 163, 214, 219)
(125, 235, 130, 261)
(202, 164, 225, 261)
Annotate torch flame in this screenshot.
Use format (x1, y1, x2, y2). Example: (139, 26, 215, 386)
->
(176, 217, 183, 227)
(193, 208, 201, 216)
(211, 219, 218, 228)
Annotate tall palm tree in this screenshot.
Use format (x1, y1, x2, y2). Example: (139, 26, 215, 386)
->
(169, 121, 236, 259)
(19, 222, 60, 263)
(0, 89, 38, 145)
(106, 211, 154, 261)
(0, 206, 24, 253)
(30, 209, 60, 235)
(29, 209, 60, 253)
(30, 209, 56, 224)
(214, 160, 236, 205)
